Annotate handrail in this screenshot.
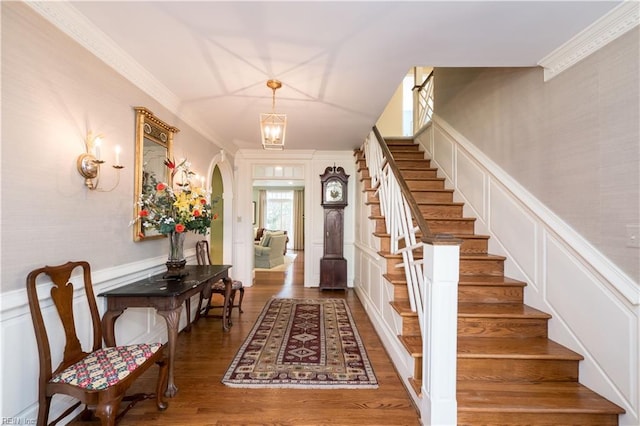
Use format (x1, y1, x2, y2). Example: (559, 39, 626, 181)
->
(371, 127, 460, 247)
(413, 70, 435, 134)
(414, 69, 434, 92)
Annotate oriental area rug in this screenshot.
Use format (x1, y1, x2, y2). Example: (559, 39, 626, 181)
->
(222, 298, 378, 389)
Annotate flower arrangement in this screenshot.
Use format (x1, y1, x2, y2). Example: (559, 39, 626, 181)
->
(135, 159, 216, 236)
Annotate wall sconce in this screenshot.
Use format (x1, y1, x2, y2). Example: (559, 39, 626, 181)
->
(77, 131, 124, 191)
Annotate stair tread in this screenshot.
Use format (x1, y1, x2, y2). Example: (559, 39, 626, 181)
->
(459, 275, 526, 286)
(399, 335, 422, 356)
(369, 215, 475, 222)
(379, 251, 506, 263)
(457, 381, 625, 414)
(375, 231, 489, 240)
(390, 300, 417, 316)
(405, 177, 445, 181)
(458, 303, 552, 319)
(457, 337, 583, 359)
(385, 273, 525, 288)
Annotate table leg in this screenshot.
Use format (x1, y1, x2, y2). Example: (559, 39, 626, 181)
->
(184, 298, 192, 333)
(222, 277, 232, 331)
(102, 309, 124, 347)
(157, 306, 182, 397)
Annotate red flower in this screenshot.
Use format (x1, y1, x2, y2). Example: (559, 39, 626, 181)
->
(213, 213, 218, 220)
(199, 198, 206, 204)
(164, 159, 176, 170)
(156, 182, 166, 191)
(193, 210, 201, 217)
(138, 232, 145, 239)
(139, 209, 149, 217)
(175, 224, 186, 233)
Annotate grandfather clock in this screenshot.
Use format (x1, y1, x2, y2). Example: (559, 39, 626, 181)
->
(319, 165, 349, 290)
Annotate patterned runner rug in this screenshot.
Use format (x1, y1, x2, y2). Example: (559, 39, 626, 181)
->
(222, 298, 378, 388)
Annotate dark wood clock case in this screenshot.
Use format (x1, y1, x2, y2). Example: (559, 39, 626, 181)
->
(319, 166, 349, 290)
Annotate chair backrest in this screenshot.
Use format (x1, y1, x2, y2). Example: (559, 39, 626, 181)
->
(195, 240, 212, 265)
(26, 261, 103, 385)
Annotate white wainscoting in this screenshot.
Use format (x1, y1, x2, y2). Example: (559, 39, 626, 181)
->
(352, 172, 420, 408)
(1, 252, 203, 424)
(416, 116, 639, 425)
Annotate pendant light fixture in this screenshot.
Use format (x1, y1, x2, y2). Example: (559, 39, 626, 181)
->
(260, 79, 287, 150)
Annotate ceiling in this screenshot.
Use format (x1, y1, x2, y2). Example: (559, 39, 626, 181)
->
(49, 1, 621, 153)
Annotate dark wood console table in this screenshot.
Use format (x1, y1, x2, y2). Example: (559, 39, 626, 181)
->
(98, 264, 231, 397)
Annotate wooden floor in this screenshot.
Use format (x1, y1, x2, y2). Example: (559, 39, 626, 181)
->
(74, 252, 420, 425)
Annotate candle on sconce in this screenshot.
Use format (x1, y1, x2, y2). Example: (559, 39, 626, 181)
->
(115, 145, 121, 166)
(200, 176, 205, 187)
(94, 137, 102, 161)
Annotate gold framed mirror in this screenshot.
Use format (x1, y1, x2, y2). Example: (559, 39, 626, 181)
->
(133, 107, 180, 241)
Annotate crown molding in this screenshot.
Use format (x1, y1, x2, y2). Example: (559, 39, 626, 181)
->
(25, 1, 181, 110)
(538, 1, 639, 81)
(24, 1, 238, 154)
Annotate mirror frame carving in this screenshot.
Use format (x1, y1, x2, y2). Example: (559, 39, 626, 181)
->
(133, 106, 180, 242)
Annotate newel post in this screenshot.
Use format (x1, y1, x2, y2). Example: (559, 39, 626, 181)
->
(421, 241, 460, 425)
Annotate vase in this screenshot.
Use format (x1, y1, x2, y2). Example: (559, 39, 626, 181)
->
(164, 231, 188, 279)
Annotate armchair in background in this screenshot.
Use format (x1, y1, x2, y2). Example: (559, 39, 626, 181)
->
(254, 231, 288, 268)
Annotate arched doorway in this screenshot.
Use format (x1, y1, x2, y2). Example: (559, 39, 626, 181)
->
(210, 165, 224, 264)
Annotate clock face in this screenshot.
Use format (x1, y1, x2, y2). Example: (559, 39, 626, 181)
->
(326, 180, 343, 202)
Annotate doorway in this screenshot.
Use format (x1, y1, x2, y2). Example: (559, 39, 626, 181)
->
(210, 166, 224, 263)
(252, 183, 305, 285)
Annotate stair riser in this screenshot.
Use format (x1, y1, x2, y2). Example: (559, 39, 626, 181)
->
(458, 318, 549, 338)
(406, 180, 445, 190)
(385, 274, 523, 304)
(395, 159, 432, 168)
(399, 169, 438, 179)
(391, 152, 427, 160)
(458, 285, 523, 303)
(388, 145, 421, 152)
(460, 258, 504, 276)
(376, 234, 486, 255)
(427, 219, 475, 234)
(418, 204, 463, 218)
(459, 237, 489, 254)
(373, 218, 474, 235)
(400, 314, 550, 339)
(457, 412, 619, 426)
(458, 358, 579, 382)
(370, 203, 464, 219)
(412, 191, 454, 203)
(385, 256, 503, 275)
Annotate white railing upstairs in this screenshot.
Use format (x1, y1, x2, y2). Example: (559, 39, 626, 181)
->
(362, 126, 461, 425)
(413, 69, 434, 134)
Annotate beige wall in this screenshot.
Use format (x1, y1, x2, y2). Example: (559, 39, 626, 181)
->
(1, 3, 221, 293)
(434, 29, 640, 281)
(376, 80, 404, 136)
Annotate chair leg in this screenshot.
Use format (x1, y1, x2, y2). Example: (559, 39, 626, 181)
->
(236, 287, 245, 314)
(95, 395, 123, 426)
(155, 356, 169, 411)
(227, 289, 237, 322)
(36, 395, 52, 426)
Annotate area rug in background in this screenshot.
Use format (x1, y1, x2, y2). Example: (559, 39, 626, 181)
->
(222, 298, 378, 389)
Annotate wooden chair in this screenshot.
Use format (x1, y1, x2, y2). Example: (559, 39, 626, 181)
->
(26, 261, 168, 426)
(195, 240, 244, 318)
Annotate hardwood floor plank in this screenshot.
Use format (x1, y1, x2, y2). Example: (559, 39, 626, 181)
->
(71, 252, 420, 425)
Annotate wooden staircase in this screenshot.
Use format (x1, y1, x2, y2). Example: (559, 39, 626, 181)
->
(355, 138, 625, 425)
